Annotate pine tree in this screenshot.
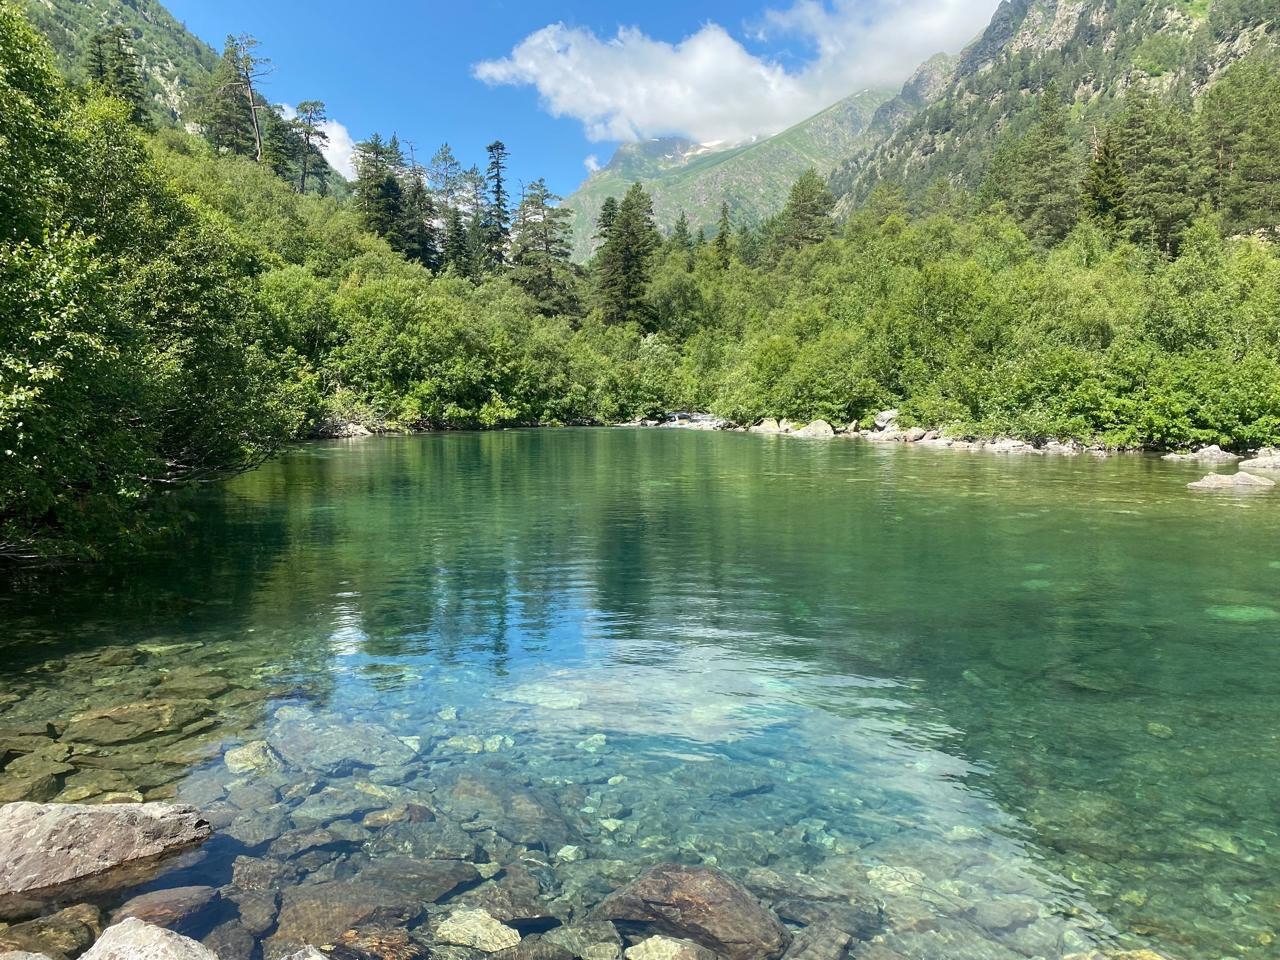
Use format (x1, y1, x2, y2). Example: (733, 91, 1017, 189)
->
(1113, 90, 1207, 254)
(353, 133, 407, 244)
(400, 163, 442, 271)
(596, 197, 619, 241)
(485, 140, 511, 268)
(428, 144, 462, 210)
(459, 165, 489, 280)
(772, 169, 835, 256)
(670, 211, 692, 252)
(201, 35, 269, 161)
(1009, 85, 1082, 247)
(510, 179, 577, 316)
(713, 202, 733, 269)
(1083, 127, 1127, 234)
(594, 183, 661, 328)
(1199, 54, 1280, 237)
(85, 28, 148, 127)
(443, 207, 469, 274)
(294, 101, 329, 195)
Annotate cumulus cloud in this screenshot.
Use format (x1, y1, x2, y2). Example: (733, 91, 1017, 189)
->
(474, 0, 998, 144)
(319, 118, 357, 181)
(278, 104, 358, 180)
(584, 154, 602, 173)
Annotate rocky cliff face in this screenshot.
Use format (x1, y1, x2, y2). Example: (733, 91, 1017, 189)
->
(830, 0, 1278, 214)
(22, 0, 218, 121)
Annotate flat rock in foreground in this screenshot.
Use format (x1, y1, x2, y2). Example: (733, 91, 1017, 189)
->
(0, 803, 212, 920)
(594, 864, 790, 960)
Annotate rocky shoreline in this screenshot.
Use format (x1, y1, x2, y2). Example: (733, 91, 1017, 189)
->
(639, 412, 1280, 477)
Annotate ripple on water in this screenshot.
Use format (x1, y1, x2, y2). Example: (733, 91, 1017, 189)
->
(1204, 605, 1280, 622)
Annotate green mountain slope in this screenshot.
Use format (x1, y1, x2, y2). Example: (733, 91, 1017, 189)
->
(562, 87, 894, 260)
(831, 0, 1278, 212)
(22, 0, 217, 122)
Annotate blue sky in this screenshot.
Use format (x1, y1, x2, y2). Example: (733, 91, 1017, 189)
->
(163, 0, 998, 197)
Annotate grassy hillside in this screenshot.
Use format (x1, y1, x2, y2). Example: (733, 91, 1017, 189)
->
(22, 0, 217, 122)
(562, 88, 894, 261)
(830, 0, 1278, 212)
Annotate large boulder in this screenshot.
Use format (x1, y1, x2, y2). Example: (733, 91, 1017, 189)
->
(593, 864, 790, 960)
(873, 410, 899, 431)
(1188, 471, 1276, 491)
(794, 421, 835, 439)
(1163, 445, 1240, 463)
(1240, 453, 1280, 470)
(0, 803, 212, 921)
(749, 420, 783, 435)
(80, 918, 218, 960)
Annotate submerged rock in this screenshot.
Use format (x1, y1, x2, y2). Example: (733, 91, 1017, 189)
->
(0, 803, 212, 921)
(594, 864, 790, 960)
(269, 708, 417, 775)
(1187, 471, 1275, 491)
(80, 918, 218, 960)
(223, 740, 284, 776)
(268, 883, 422, 958)
(542, 922, 623, 960)
(62, 700, 214, 747)
(113, 886, 218, 930)
(0, 904, 102, 960)
(625, 937, 720, 960)
(436, 909, 522, 953)
(330, 924, 429, 960)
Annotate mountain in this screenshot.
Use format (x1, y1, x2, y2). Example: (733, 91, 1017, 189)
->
(21, 0, 217, 121)
(831, 0, 1279, 212)
(562, 87, 894, 261)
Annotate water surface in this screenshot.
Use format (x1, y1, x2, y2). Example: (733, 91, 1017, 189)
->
(2, 430, 1276, 959)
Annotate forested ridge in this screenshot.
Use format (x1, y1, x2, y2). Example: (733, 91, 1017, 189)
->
(2, 0, 1280, 560)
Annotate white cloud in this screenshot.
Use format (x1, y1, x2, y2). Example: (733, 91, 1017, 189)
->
(584, 154, 602, 173)
(277, 104, 358, 181)
(319, 119, 357, 181)
(474, 0, 999, 144)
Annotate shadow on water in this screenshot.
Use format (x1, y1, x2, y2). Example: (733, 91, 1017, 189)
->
(1, 429, 1277, 958)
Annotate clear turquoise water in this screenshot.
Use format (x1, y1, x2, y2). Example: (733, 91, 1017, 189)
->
(2, 430, 1278, 959)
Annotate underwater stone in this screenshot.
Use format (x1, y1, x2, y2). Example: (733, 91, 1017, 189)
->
(779, 925, 850, 960)
(200, 920, 256, 960)
(0, 904, 102, 960)
(542, 922, 623, 960)
(269, 709, 416, 775)
(113, 886, 217, 931)
(594, 864, 790, 960)
(625, 937, 721, 960)
(224, 740, 284, 776)
(436, 909, 522, 953)
(62, 701, 214, 747)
